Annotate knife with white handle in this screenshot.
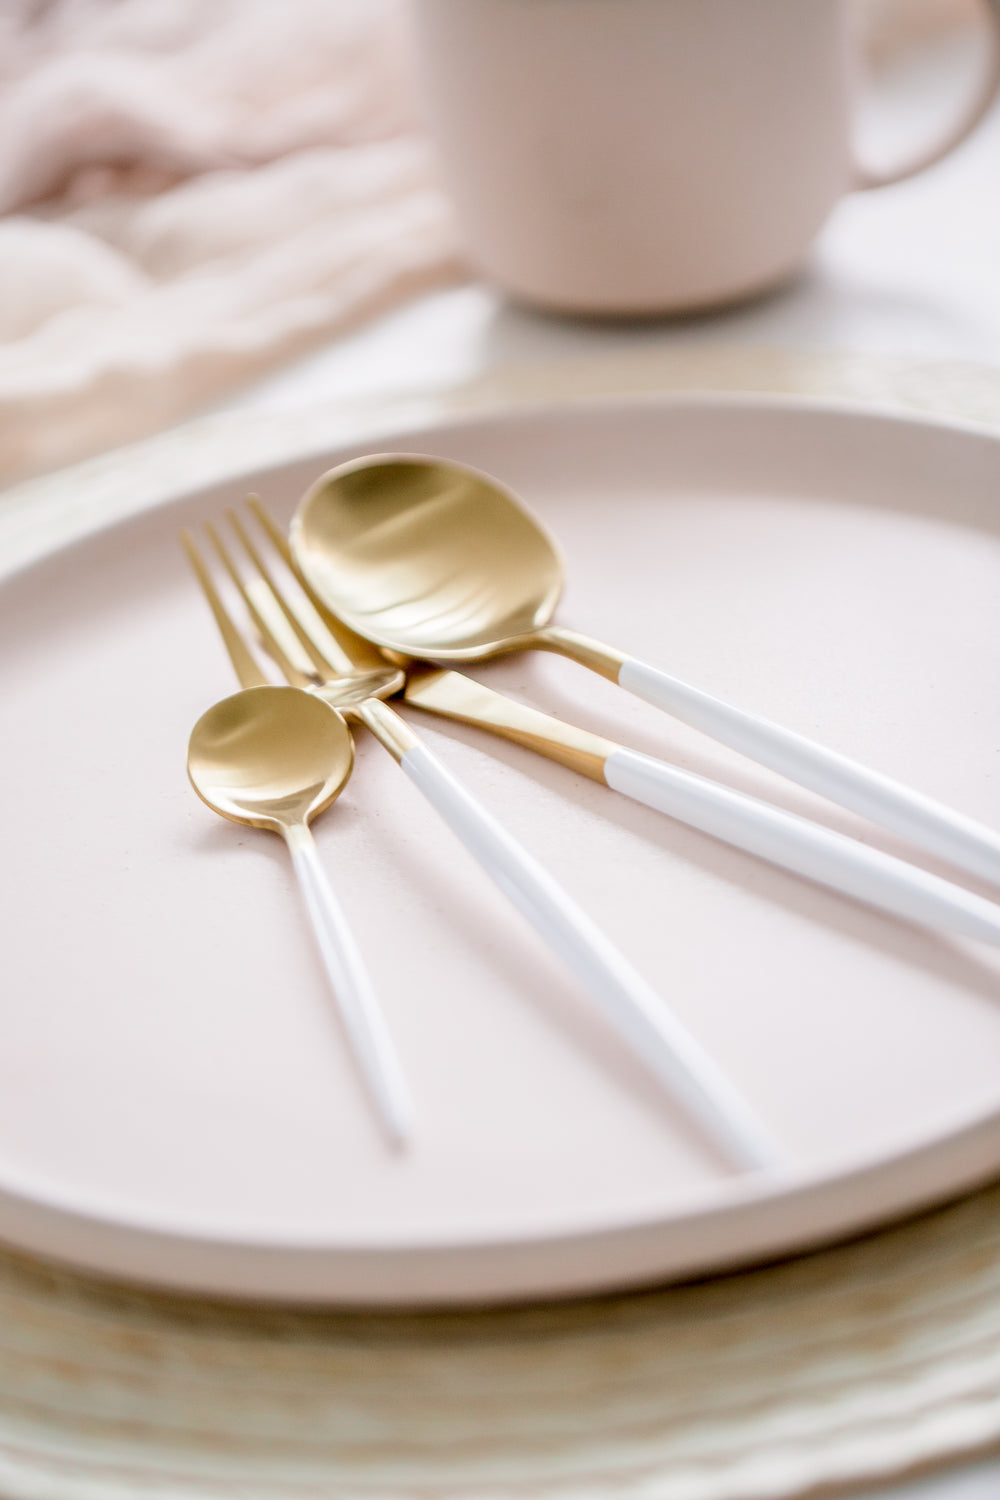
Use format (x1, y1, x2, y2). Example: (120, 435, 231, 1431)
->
(404, 667, 1000, 948)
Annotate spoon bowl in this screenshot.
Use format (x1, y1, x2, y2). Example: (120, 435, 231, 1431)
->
(292, 454, 563, 659)
(188, 685, 354, 834)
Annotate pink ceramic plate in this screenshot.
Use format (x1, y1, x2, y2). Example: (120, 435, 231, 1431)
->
(2, 394, 1000, 1304)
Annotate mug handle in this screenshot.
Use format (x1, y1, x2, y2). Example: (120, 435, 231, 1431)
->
(856, 0, 1000, 189)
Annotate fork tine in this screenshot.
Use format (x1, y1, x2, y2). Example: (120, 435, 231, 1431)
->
(180, 529, 270, 690)
(247, 496, 389, 675)
(205, 520, 315, 692)
(247, 494, 295, 569)
(227, 508, 334, 679)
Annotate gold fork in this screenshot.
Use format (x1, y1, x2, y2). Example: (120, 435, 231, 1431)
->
(182, 500, 787, 1174)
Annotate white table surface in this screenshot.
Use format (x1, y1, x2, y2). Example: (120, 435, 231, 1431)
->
(171, 38, 1000, 1500)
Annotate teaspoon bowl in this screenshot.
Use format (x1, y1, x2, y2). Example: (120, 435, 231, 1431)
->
(188, 685, 354, 834)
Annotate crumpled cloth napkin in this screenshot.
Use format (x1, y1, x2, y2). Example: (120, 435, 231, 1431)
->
(0, 0, 465, 482)
(0, 0, 972, 485)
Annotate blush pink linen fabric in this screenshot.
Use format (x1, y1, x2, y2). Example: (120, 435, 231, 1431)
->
(0, 0, 972, 484)
(0, 0, 465, 482)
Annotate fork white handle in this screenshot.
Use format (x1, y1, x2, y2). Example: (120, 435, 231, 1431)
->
(287, 825, 413, 1147)
(616, 656, 1000, 890)
(399, 742, 785, 1172)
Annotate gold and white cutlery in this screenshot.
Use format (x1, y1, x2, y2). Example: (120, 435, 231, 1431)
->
(403, 668, 1000, 948)
(185, 510, 786, 1173)
(291, 454, 1000, 894)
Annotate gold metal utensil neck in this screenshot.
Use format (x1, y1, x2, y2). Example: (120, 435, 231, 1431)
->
(530, 627, 628, 682)
(403, 668, 616, 782)
(353, 697, 422, 764)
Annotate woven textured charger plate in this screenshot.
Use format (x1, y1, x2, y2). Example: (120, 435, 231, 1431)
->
(3, 349, 1000, 1500)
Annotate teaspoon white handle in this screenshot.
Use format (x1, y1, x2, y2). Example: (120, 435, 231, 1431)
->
(286, 826, 413, 1147)
(617, 656, 1000, 890)
(399, 742, 785, 1173)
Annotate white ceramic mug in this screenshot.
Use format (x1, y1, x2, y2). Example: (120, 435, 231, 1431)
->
(411, 0, 1000, 314)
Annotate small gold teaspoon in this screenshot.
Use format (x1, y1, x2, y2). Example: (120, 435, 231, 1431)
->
(187, 682, 413, 1146)
(291, 453, 1000, 892)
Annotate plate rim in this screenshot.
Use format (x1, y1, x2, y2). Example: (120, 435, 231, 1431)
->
(6, 385, 1000, 585)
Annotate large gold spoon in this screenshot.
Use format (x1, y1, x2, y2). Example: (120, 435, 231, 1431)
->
(187, 684, 412, 1145)
(292, 453, 1000, 893)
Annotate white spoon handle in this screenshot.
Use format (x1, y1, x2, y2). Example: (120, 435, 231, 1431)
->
(617, 656, 1000, 890)
(287, 827, 413, 1147)
(605, 748, 1000, 946)
(399, 742, 784, 1173)
(403, 667, 1000, 949)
